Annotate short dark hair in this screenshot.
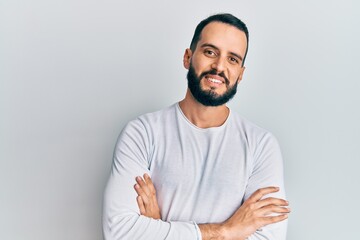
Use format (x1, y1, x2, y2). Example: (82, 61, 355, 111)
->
(189, 13, 249, 66)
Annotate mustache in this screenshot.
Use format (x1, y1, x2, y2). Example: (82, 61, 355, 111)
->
(199, 69, 230, 85)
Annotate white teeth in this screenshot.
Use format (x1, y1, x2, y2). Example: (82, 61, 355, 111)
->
(208, 78, 222, 83)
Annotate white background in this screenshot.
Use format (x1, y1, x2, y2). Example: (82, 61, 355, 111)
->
(1, 0, 359, 239)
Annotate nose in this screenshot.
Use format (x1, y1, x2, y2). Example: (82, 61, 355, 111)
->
(211, 56, 226, 73)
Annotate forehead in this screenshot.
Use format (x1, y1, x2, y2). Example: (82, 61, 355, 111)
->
(197, 21, 247, 56)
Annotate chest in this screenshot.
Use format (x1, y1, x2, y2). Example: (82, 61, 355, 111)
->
(149, 129, 252, 209)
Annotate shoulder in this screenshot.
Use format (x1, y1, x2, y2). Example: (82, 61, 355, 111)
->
(137, 104, 176, 124)
(131, 103, 176, 131)
(115, 104, 176, 151)
(230, 111, 274, 139)
(121, 104, 176, 135)
(229, 111, 283, 176)
(229, 110, 279, 153)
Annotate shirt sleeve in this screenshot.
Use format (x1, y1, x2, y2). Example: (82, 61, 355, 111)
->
(102, 119, 200, 240)
(244, 132, 288, 240)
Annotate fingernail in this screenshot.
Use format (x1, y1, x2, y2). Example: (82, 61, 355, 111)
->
(134, 184, 139, 189)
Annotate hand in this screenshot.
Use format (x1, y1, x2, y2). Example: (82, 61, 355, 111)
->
(199, 187, 290, 240)
(224, 187, 289, 239)
(134, 174, 161, 220)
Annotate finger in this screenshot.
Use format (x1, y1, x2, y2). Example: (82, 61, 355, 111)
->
(143, 174, 156, 195)
(134, 184, 149, 204)
(136, 176, 151, 196)
(258, 205, 291, 216)
(136, 196, 146, 215)
(256, 197, 288, 208)
(260, 214, 288, 226)
(247, 187, 280, 203)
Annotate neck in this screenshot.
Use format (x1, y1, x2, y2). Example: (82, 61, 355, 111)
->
(179, 89, 230, 128)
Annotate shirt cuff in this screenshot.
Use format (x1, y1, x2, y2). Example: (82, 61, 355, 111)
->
(193, 222, 202, 240)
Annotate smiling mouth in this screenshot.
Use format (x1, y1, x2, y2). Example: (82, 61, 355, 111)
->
(205, 75, 224, 85)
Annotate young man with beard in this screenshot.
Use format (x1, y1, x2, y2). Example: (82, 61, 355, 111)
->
(103, 13, 290, 240)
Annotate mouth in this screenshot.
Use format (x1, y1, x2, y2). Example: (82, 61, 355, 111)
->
(205, 74, 225, 85)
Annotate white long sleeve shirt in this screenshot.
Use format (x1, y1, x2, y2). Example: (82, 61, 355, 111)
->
(103, 103, 287, 239)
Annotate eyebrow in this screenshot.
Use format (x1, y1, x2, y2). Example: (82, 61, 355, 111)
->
(200, 43, 243, 61)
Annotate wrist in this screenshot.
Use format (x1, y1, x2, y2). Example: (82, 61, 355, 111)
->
(219, 220, 247, 240)
(198, 223, 225, 240)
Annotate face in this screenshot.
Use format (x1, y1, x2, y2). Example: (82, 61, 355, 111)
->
(187, 62, 239, 106)
(184, 22, 247, 106)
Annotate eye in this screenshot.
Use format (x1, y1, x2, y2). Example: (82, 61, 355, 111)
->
(204, 49, 217, 57)
(229, 57, 239, 64)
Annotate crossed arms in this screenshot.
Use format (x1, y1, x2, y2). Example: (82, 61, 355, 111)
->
(103, 118, 289, 240)
(134, 174, 289, 240)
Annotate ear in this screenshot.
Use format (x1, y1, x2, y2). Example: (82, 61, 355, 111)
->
(237, 66, 246, 84)
(183, 48, 192, 69)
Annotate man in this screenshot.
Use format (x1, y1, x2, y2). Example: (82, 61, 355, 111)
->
(103, 13, 289, 240)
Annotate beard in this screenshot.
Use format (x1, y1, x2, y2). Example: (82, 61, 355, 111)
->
(186, 63, 239, 106)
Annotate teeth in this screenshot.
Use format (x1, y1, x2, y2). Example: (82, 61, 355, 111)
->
(208, 78, 222, 83)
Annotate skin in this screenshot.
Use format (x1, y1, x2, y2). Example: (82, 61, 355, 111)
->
(134, 22, 290, 239)
(180, 22, 246, 128)
(134, 174, 161, 220)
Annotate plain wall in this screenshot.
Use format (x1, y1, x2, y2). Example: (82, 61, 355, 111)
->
(1, 0, 359, 239)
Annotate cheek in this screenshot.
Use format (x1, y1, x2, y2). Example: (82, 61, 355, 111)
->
(231, 68, 243, 80)
(192, 54, 212, 70)
(227, 71, 238, 82)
